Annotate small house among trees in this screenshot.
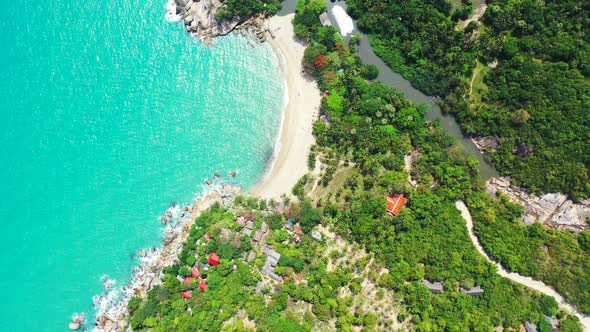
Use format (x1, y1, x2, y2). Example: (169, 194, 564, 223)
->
(199, 280, 207, 292)
(524, 321, 537, 332)
(208, 253, 220, 266)
(387, 194, 407, 216)
(422, 280, 444, 294)
(191, 267, 201, 279)
(319, 12, 332, 27)
(180, 290, 192, 299)
(460, 286, 484, 296)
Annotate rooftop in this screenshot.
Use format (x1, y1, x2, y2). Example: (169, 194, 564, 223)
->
(319, 12, 333, 27)
(460, 286, 484, 296)
(422, 279, 444, 294)
(387, 194, 407, 216)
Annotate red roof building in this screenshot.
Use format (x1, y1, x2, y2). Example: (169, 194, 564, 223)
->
(387, 194, 407, 216)
(183, 277, 193, 287)
(293, 234, 302, 243)
(208, 252, 220, 266)
(294, 225, 303, 235)
(199, 279, 207, 292)
(191, 267, 201, 279)
(180, 290, 192, 299)
(236, 216, 246, 227)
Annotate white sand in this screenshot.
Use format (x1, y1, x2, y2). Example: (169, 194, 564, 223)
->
(456, 201, 590, 331)
(250, 14, 322, 200)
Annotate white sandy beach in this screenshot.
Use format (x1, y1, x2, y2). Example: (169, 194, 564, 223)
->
(250, 13, 322, 199)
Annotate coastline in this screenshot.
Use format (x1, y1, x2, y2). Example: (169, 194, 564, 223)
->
(250, 13, 322, 200)
(88, 13, 320, 331)
(91, 184, 242, 331)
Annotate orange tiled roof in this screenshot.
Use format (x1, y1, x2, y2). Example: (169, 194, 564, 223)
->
(387, 194, 407, 216)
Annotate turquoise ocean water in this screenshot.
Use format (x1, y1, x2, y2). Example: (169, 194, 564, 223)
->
(0, 0, 283, 330)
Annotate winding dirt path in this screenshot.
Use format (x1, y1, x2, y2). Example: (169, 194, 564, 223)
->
(455, 201, 590, 331)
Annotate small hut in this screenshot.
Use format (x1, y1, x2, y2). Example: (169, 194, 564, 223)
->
(524, 321, 537, 332)
(191, 267, 201, 279)
(387, 194, 407, 216)
(319, 12, 333, 27)
(294, 225, 303, 235)
(422, 280, 444, 294)
(208, 253, 220, 266)
(252, 231, 263, 243)
(460, 286, 484, 296)
(199, 280, 207, 292)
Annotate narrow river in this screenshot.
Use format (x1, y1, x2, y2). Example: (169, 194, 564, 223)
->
(279, 0, 499, 180)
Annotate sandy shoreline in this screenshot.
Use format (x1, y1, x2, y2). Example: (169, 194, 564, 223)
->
(250, 13, 321, 200)
(87, 13, 319, 330)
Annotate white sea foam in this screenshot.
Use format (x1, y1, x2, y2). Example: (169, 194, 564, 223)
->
(331, 4, 355, 37)
(165, 0, 181, 23)
(256, 56, 288, 185)
(89, 184, 238, 331)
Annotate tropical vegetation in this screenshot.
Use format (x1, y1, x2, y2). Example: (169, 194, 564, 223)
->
(345, 0, 590, 200)
(127, 1, 586, 330)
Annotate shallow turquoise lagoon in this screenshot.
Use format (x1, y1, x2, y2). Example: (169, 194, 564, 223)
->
(0, 0, 283, 330)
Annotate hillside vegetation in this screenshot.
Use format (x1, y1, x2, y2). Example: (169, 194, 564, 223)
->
(126, 1, 590, 330)
(344, 0, 590, 317)
(346, 0, 590, 200)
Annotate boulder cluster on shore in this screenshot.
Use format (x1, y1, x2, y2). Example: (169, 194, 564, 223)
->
(171, 0, 269, 45)
(80, 183, 242, 331)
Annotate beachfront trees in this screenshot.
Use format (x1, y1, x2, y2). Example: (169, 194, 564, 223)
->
(215, 0, 282, 21)
(293, 0, 327, 40)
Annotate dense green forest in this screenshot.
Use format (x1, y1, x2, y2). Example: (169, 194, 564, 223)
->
(466, 191, 590, 315)
(346, 0, 590, 200)
(342, 0, 590, 317)
(215, 0, 283, 21)
(127, 1, 586, 330)
(291, 0, 582, 328)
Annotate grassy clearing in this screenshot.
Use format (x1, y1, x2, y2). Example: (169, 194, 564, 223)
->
(310, 165, 357, 204)
(469, 61, 491, 108)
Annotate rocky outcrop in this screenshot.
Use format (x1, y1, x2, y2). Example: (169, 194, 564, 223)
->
(171, 0, 268, 45)
(487, 177, 590, 231)
(176, 0, 240, 43)
(471, 136, 499, 151)
(91, 184, 243, 331)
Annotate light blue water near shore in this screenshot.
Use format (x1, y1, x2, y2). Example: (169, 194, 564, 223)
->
(0, 0, 283, 330)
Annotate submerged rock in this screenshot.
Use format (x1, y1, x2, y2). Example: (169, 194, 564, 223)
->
(68, 314, 84, 330)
